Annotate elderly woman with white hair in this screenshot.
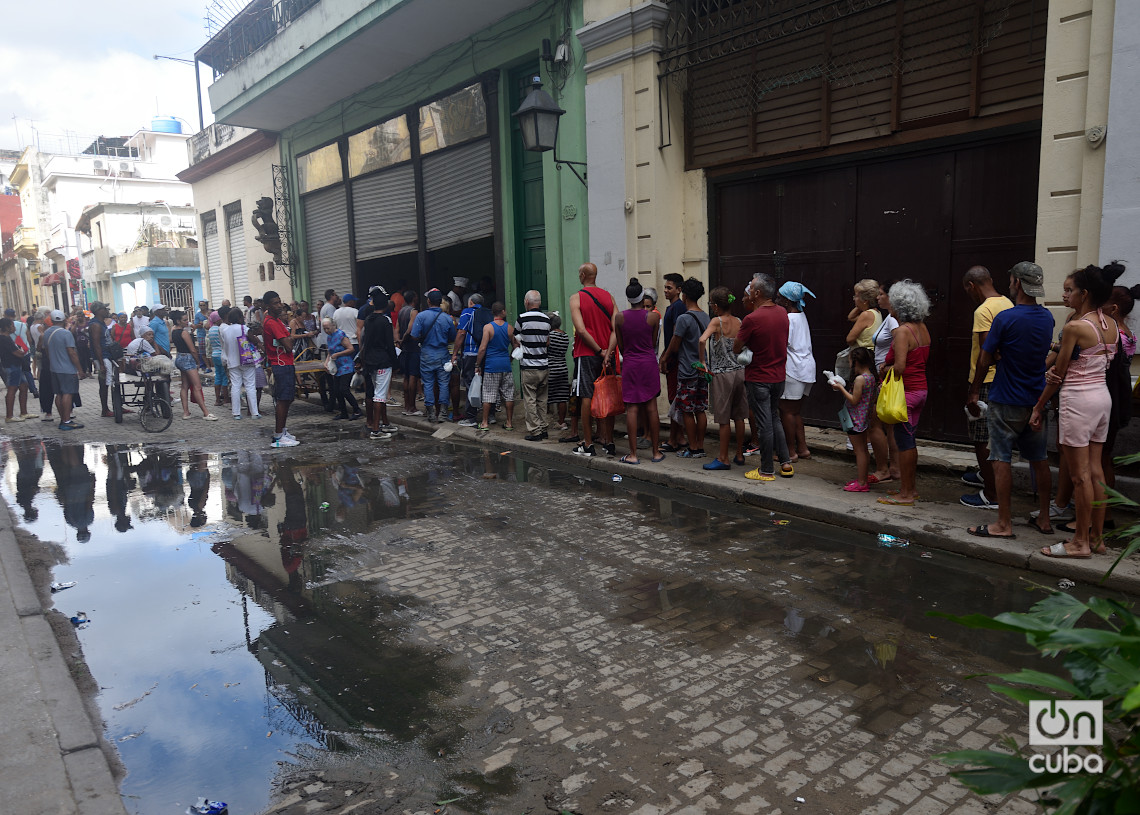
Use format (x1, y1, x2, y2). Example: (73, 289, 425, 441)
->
(323, 316, 361, 420)
(877, 279, 931, 506)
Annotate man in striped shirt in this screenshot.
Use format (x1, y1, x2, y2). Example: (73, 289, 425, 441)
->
(515, 290, 551, 441)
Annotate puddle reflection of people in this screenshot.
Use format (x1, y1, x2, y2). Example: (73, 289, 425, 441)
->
(13, 439, 44, 522)
(379, 477, 410, 518)
(44, 443, 95, 541)
(186, 452, 211, 528)
(136, 451, 185, 515)
(104, 444, 135, 532)
(234, 451, 269, 527)
(277, 461, 308, 593)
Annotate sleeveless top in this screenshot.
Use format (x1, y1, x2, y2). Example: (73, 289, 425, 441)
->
(708, 319, 743, 374)
(172, 328, 195, 355)
(484, 321, 511, 373)
(398, 305, 418, 350)
(1066, 311, 1116, 388)
(620, 308, 656, 361)
(884, 323, 929, 392)
(572, 286, 614, 358)
(855, 309, 882, 350)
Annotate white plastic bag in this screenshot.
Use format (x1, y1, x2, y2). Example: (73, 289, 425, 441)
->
(468, 372, 483, 407)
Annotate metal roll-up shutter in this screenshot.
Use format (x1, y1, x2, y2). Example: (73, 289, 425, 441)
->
(203, 215, 223, 303)
(226, 207, 248, 303)
(422, 139, 493, 251)
(303, 184, 351, 301)
(352, 164, 417, 261)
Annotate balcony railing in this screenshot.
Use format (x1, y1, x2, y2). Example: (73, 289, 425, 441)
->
(197, 0, 322, 76)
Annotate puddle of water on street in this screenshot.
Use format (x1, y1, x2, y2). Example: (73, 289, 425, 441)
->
(0, 436, 1112, 814)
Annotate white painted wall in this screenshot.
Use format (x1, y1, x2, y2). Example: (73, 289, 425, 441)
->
(188, 144, 279, 305)
(1100, 0, 1140, 334)
(585, 73, 628, 300)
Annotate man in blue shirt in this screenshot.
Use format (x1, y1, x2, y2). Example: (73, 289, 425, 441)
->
(966, 261, 1055, 539)
(410, 289, 457, 423)
(149, 304, 171, 354)
(452, 293, 489, 426)
(193, 300, 210, 370)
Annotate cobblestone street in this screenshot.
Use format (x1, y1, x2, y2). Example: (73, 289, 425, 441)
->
(257, 453, 1040, 815)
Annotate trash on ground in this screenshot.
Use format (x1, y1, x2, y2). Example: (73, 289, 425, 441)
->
(920, 552, 933, 558)
(1058, 578, 1076, 590)
(118, 730, 145, 742)
(877, 533, 909, 547)
(187, 798, 228, 815)
(772, 519, 790, 526)
(500, 450, 512, 456)
(612, 474, 623, 482)
(51, 581, 77, 592)
(795, 797, 806, 804)
(320, 502, 331, 511)
(70, 612, 89, 628)
(113, 682, 158, 710)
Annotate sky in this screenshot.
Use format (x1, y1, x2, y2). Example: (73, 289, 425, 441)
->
(0, 0, 227, 151)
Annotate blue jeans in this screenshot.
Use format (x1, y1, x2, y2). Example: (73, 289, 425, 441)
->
(420, 356, 449, 408)
(746, 381, 790, 475)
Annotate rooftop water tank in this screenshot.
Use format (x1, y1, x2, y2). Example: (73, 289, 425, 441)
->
(151, 116, 182, 134)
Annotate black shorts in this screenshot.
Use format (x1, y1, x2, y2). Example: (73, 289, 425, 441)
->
(572, 355, 603, 399)
(271, 365, 296, 402)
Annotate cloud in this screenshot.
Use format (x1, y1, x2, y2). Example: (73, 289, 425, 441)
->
(0, 0, 219, 150)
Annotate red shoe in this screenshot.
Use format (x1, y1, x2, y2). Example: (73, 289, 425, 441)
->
(843, 480, 870, 492)
(102, 409, 114, 418)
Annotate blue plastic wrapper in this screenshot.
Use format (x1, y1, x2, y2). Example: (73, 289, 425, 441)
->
(188, 799, 228, 815)
(877, 534, 909, 548)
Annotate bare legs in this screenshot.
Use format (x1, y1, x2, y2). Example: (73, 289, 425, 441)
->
(180, 369, 211, 417)
(779, 399, 809, 460)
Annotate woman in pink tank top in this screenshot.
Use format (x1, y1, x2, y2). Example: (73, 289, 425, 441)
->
(1031, 265, 1119, 559)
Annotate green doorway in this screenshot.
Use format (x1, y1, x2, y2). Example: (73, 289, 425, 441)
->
(509, 66, 547, 313)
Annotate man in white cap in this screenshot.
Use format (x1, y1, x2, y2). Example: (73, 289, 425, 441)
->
(42, 309, 88, 430)
(446, 277, 468, 313)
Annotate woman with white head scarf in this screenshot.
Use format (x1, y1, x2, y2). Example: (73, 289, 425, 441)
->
(777, 280, 817, 461)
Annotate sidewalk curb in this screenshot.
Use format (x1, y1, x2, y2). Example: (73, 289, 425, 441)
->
(0, 504, 128, 815)
(393, 415, 1140, 596)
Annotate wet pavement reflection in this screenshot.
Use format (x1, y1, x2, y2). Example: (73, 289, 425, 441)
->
(0, 436, 1109, 814)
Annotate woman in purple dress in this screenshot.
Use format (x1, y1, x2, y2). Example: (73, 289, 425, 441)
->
(605, 278, 665, 464)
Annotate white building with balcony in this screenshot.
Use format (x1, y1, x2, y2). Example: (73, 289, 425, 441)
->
(8, 126, 197, 310)
(177, 122, 281, 307)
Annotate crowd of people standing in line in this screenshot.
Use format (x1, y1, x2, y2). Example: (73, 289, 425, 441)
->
(3, 259, 1136, 562)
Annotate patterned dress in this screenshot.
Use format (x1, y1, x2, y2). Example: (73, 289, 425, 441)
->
(547, 330, 570, 404)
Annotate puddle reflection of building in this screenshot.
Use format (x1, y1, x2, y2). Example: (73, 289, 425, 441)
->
(211, 458, 461, 748)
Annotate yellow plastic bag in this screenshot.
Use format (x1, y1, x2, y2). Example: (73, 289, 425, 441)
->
(876, 369, 908, 425)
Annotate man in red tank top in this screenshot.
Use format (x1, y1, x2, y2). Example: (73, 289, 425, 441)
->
(568, 262, 616, 457)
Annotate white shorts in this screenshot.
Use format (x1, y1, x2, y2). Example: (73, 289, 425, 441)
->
(103, 358, 114, 386)
(372, 368, 392, 402)
(781, 378, 813, 400)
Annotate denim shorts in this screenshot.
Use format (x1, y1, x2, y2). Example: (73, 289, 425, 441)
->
(987, 401, 1047, 463)
(175, 353, 197, 372)
(5, 364, 23, 386)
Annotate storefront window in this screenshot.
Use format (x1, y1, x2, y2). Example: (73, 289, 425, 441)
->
(297, 143, 343, 194)
(348, 116, 412, 177)
(419, 83, 487, 156)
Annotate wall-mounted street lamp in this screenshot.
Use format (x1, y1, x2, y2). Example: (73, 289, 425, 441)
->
(513, 77, 587, 187)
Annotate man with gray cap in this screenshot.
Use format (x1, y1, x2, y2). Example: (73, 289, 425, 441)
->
(42, 309, 88, 430)
(965, 261, 1055, 539)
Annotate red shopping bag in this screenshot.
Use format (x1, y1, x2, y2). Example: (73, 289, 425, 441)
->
(591, 363, 624, 419)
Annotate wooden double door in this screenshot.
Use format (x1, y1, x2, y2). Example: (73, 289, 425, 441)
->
(712, 132, 1040, 442)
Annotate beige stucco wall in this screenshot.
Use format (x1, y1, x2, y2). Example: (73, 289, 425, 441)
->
(1035, 0, 1114, 313)
(580, 0, 708, 303)
(188, 144, 280, 306)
